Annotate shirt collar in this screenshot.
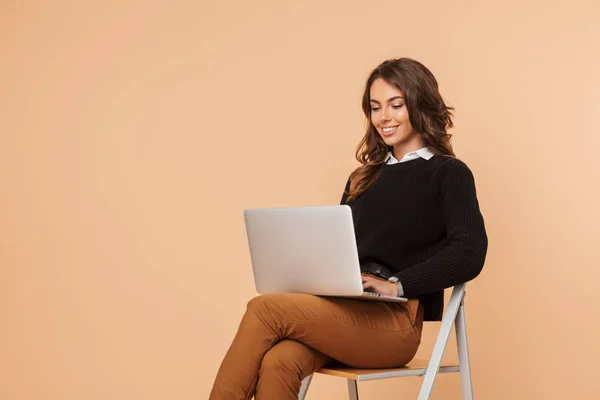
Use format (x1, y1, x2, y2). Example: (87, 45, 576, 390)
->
(386, 147, 435, 164)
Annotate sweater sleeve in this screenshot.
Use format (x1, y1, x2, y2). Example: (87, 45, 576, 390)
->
(391, 159, 488, 297)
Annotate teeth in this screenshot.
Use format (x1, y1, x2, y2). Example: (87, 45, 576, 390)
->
(383, 126, 397, 132)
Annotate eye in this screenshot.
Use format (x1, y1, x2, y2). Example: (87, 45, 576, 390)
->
(370, 107, 380, 112)
(392, 104, 404, 109)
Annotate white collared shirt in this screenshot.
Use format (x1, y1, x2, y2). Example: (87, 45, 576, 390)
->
(385, 147, 435, 165)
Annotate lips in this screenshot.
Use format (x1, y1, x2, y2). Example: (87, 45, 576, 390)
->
(381, 126, 398, 136)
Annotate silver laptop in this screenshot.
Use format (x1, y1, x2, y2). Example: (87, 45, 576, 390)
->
(243, 205, 407, 303)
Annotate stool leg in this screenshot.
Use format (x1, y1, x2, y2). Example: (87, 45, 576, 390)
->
(456, 300, 473, 400)
(298, 374, 313, 400)
(347, 379, 359, 400)
(418, 284, 466, 400)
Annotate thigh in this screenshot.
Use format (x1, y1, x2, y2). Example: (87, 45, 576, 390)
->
(249, 294, 421, 368)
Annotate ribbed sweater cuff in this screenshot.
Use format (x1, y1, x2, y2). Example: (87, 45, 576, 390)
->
(391, 272, 419, 297)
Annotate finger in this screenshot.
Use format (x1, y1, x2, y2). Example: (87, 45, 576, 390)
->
(362, 277, 376, 285)
(361, 273, 385, 283)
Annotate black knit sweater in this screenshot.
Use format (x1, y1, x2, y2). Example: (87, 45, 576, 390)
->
(341, 155, 488, 321)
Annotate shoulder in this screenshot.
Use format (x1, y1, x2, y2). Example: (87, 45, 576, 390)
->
(429, 156, 479, 191)
(431, 155, 473, 175)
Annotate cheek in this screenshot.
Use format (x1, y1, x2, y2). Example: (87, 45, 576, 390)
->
(370, 115, 380, 129)
(394, 109, 409, 123)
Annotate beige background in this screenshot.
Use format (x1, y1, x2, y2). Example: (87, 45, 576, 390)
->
(1, 1, 599, 399)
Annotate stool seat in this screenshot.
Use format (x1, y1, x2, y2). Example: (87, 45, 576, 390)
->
(317, 358, 460, 381)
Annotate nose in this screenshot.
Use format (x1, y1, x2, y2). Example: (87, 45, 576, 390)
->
(380, 106, 392, 122)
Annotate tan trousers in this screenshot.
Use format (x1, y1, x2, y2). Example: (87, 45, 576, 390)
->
(209, 293, 424, 400)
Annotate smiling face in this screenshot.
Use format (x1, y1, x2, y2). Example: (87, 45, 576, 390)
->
(369, 78, 425, 158)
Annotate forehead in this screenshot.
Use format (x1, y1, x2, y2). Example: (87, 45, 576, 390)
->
(369, 78, 403, 101)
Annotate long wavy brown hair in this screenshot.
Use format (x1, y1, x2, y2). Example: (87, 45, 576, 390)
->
(344, 58, 456, 202)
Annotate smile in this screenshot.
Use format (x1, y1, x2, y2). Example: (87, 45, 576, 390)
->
(381, 126, 398, 135)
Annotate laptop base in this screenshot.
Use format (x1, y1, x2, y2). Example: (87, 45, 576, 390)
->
(323, 292, 408, 303)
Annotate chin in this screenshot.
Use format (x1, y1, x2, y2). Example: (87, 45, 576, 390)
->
(380, 136, 401, 147)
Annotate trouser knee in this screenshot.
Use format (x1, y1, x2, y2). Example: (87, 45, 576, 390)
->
(259, 340, 311, 378)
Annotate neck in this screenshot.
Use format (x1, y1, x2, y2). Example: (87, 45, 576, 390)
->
(392, 137, 426, 161)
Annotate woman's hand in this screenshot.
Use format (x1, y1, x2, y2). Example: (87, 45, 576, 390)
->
(361, 274, 399, 296)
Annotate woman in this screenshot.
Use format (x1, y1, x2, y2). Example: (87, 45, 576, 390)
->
(209, 57, 488, 400)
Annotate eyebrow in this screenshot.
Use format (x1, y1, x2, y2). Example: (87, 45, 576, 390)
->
(370, 96, 404, 104)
